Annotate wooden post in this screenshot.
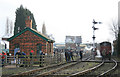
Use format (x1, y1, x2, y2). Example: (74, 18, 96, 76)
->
(57, 52, 58, 64)
(5, 55, 7, 65)
(32, 55, 33, 66)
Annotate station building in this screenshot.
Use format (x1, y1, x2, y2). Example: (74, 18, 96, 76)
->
(8, 16, 54, 55)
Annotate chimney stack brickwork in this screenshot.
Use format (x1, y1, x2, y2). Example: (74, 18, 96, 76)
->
(25, 16, 32, 28)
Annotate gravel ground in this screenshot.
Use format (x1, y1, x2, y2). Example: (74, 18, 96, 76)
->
(30, 62, 77, 76)
(2, 56, 119, 77)
(51, 62, 99, 75)
(2, 66, 39, 76)
(82, 56, 120, 77)
(109, 56, 120, 77)
(1, 62, 76, 77)
(108, 63, 120, 77)
(85, 63, 114, 76)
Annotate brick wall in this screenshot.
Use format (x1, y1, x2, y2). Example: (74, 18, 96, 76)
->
(9, 30, 53, 55)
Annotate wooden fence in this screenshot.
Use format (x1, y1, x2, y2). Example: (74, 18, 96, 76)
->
(1, 52, 65, 67)
(1, 52, 81, 67)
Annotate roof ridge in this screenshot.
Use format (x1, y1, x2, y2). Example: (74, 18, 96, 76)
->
(30, 28, 50, 40)
(8, 28, 55, 42)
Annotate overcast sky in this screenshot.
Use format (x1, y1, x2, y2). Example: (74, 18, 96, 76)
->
(0, 0, 119, 43)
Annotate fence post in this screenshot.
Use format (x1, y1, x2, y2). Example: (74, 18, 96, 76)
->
(60, 53, 61, 63)
(43, 55, 44, 66)
(5, 55, 7, 65)
(57, 52, 59, 64)
(50, 55, 52, 64)
(55, 53, 57, 64)
(32, 55, 33, 66)
(15, 56, 17, 67)
(24, 55, 26, 67)
(39, 55, 42, 67)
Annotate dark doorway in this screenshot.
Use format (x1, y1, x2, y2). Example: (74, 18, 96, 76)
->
(37, 44, 42, 55)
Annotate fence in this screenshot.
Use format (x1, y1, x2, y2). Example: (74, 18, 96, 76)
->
(1, 52, 82, 67)
(1, 52, 65, 67)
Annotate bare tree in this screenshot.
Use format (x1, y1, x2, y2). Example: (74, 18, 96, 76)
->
(109, 18, 119, 56)
(109, 18, 119, 40)
(5, 18, 13, 37)
(10, 21, 13, 34)
(42, 22, 47, 36)
(6, 17, 9, 35)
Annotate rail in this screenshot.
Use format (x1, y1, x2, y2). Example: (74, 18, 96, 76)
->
(97, 59, 118, 77)
(69, 59, 118, 77)
(68, 60, 104, 77)
(35, 56, 92, 77)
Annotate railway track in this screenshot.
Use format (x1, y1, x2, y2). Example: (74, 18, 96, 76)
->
(69, 59, 117, 77)
(10, 61, 74, 77)
(47, 61, 99, 76)
(35, 61, 79, 77)
(10, 56, 91, 77)
(34, 59, 117, 77)
(98, 59, 118, 77)
(33, 56, 97, 77)
(34, 56, 91, 77)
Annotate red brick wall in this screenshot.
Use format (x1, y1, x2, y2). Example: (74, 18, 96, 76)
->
(47, 43, 53, 54)
(51, 43, 53, 54)
(9, 30, 53, 55)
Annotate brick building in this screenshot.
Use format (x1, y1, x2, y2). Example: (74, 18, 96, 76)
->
(8, 16, 54, 55)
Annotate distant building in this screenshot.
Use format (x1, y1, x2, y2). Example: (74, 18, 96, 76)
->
(0, 41, 5, 53)
(53, 43, 65, 52)
(8, 16, 54, 55)
(65, 36, 82, 50)
(0, 39, 9, 53)
(54, 43, 65, 49)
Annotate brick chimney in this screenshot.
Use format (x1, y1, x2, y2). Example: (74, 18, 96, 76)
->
(25, 16, 32, 28)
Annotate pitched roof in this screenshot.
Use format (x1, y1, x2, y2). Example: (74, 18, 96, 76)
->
(7, 28, 55, 42)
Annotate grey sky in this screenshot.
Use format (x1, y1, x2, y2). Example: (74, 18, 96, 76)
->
(0, 0, 119, 43)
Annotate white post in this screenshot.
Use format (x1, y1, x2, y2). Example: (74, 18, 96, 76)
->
(92, 19, 102, 60)
(92, 23, 95, 60)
